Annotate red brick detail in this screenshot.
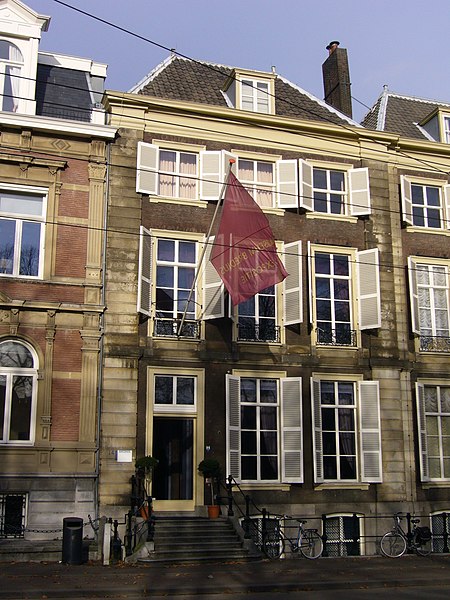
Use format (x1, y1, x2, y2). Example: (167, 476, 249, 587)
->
(50, 378, 81, 441)
(55, 224, 87, 278)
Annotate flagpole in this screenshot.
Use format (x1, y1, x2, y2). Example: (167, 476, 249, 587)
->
(177, 159, 235, 337)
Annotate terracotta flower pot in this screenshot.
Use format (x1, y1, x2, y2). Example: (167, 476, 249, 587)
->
(207, 505, 220, 519)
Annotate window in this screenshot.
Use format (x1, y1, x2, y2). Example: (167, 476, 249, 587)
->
(308, 245, 381, 346)
(241, 79, 270, 113)
(158, 150, 197, 200)
(0, 187, 46, 278)
(401, 176, 450, 230)
(226, 374, 302, 484)
(323, 514, 362, 556)
(0, 494, 27, 538)
(238, 158, 274, 208)
(137, 228, 224, 337)
(416, 383, 450, 481)
(431, 512, 450, 552)
(408, 258, 450, 352)
(0, 40, 23, 113)
(0, 340, 38, 445)
(238, 286, 278, 342)
(153, 374, 196, 413)
(299, 162, 370, 216)
(311, 378, 382, 484)
(444, 117, 450, 144)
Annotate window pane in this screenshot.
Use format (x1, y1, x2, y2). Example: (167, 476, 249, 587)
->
(242, 456, 257, 479)
(178, 266, 195, 289)
(241, 379, 256, 403)
(0, 375, 5, 439)
(239, 296, 255, 316)
(334, 255, 349, 276)
(317, 299, 331, 320)
(260, 406, 277, 429)
(260, 430, 277, 454)
(9, 376, 32, 441)
(315, 253, 330, 274)
(20, 222, 40, 276)
(339, 409, 355, 431)
(260, 380, 277, 403)
(335, 301, 350, 321)
(0, 193, 43, 217)
(330, 171, 345, 191)
(323, 431, 336, 453)
(241, 430, 257, 453)
(426, 187, 440, 206)
(340, 455, 356, 479)
(157, 240, 175, 261)
(260, 455, 278, 479)
(334, 280, 349, 300)
(155, 376, 173, 404)
(155, 288, 174, 312)
(0, 219, 15, 274)
(179, 241, 196, 264)
(0, 342, 33, 368)
(412, 186, 424, 204)
(320, 381, 335, 404)
(177, 377, 194, 405)
(316, 279, 330, 299)
(324, 456, 337, 479)
(313, 169, 327, 188)
(241, 405, 256, 429)
(322, 408, 336, 429)
(156, 266, 174, 287)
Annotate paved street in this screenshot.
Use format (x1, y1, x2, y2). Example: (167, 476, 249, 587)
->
(1, 554, 450, 599)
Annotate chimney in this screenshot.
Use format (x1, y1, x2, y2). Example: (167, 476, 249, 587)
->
(322, 41, 352, 119)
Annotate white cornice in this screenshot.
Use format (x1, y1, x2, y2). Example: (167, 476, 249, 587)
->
(0, 111, 116, 139)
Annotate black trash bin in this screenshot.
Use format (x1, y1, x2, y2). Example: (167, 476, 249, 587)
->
(62, 517, 83, 565)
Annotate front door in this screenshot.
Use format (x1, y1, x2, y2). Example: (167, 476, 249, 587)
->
(146, 367, 204, 512)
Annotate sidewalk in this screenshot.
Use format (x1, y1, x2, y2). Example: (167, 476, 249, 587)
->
(2, 554, 450, 598)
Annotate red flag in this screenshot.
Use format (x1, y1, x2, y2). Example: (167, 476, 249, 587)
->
(210, 171, 288, 305)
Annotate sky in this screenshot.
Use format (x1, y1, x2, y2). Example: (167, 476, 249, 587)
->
(28, 0, 450, 123)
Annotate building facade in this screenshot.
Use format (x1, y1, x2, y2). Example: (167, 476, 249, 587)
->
(100, 46, 450, 556)
(0, 0, 115, 540)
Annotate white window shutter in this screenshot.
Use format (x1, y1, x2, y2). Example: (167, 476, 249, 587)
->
(277, 159, 298, 208)
(200, 151, 222, 200)
(222, 150, 237, 179)
(200, 151, 236, 201)
(281, 377, 303, 483)
(201, 236, 224, 320)
(136, 142, 159, 194)
(299, 160, 314, 211)
(283, 241, 303, 325)
(357, 248, 381, 329)
(407, 256, 420, 334)
(444, 185, 450, 230)
(311, 378, 323, 483)
(226, 374, 241, 480)
(137, 226, 152, 316)
(307, 241, 314, 325)
(415, 383, 429, 481)
(349, 167, 371, 216)
(359, 381, 382, 483)
(400, 176, 413, 225)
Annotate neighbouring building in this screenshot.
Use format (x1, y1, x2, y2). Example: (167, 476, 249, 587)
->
(100, 42, 450, 555)
(0, 0, 115, 541)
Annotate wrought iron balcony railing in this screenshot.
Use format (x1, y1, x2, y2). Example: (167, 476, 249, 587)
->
(420, 335, 450, 352)
(316, 328, 357, 347)
(153, 317, 200, 339)
(237, 323, 281, 343)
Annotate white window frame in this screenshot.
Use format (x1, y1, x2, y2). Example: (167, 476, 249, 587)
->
(400, 176, 450, 230)
(299, 162, 370, 217)
(308, 244, 381, 346)
(0, 40, 23, 113)
(0, 184, 47, 279)
(153, 373, 197, 414)
(237, 157, 275, 209)
(0, 340, 38, 446)
(226, 373, 303, 484)
(311, 376, 382, 485)
(407, 257, 450, 348)
(240, 79, 270, 113)
(416, 381, 450, 482)
(443, 116, 450, 144)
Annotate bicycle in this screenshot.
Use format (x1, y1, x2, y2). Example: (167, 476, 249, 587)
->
(380, 512, 432, 558)
(263, 515, 323, 560)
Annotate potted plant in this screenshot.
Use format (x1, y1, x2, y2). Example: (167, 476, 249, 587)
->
(135, 455, 158, 519)
(198, 458, 221, 518)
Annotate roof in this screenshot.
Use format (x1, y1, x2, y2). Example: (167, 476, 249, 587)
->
(362, 88, 450, 140)
(130, 55, 361, 128)
(36, 64, 94, 122)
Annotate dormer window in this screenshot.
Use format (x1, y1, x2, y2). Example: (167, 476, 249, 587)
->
(223, 69, 275, 115)
(0, 40, 23, 112)
(241, 79, 270, 113)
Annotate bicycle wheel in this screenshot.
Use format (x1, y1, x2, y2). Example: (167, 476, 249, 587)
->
(263, 531, 285, 559)
(380, 531, 407, 558)
(300, 529, 323, 559)
(415, 537, 432, 556)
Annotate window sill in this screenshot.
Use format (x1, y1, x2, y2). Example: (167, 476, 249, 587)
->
(149, 196, 207, 208)
(406, 226, 450, 236)
(306, 213, 358, 224)
(314, 483, 369, 491)
(236, 483, 291, 492)
(421, 481, 450, 489)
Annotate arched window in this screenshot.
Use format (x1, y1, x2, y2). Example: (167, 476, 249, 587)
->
(0, 40, 23, 112)
(0, 340, 38, 444)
